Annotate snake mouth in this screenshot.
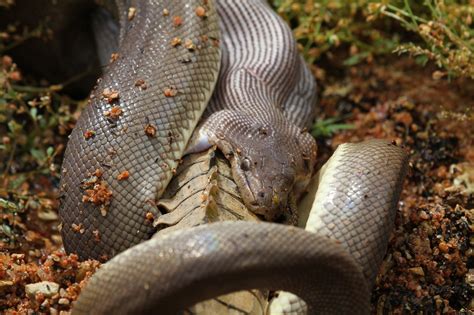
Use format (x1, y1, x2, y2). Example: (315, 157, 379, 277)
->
(246, 192, 286, 221)
(233, 166, 289, 221)
(233, 176, 281, 221)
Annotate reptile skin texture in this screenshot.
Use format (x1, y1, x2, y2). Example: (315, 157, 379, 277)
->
(59, 0, 221, 260)
(192, 0, 318, 220)
(72, 221, 369, 314)
(55, 0, 409, 314)
(269, 139, 409, 314)
(305, 140, 408, 285)
(71, 140, 407, 315)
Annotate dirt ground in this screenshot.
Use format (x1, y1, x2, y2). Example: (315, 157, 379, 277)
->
(1, 56, 473, 314)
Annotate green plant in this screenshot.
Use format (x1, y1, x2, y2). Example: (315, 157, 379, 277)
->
(0, 53, 82, 189)
(375, 1, 474, 79)
(272, 0, 474, 79)
(311, 117, 354, 138)
(272, 0, 402, 65)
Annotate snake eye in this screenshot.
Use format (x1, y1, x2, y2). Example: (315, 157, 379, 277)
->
(240, 158, 251, 171)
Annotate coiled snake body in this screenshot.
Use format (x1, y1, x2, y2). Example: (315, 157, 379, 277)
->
(58, 0, 408, 314)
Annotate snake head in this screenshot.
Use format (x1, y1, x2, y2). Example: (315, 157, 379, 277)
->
(216, 122, 317, 221)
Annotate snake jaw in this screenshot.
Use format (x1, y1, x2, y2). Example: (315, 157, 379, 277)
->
(226, 145, 294, 221)
(204, 114, 316, 221)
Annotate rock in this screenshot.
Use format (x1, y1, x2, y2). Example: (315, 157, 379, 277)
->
(0, 280, 14, 289)
(25, 281, 59, 298)
(409, 266, 425, 276)
(37, 209, 59, 221)
(58, 298, 70, 305)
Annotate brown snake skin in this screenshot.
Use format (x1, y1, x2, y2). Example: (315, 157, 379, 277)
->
(54, 0, 409, 314)
(59, 0, 221, 260)
(189, 0, 318, 221)
(70, 140, 407, 315)
(72, 221, 368, 314)
(270, 140, 408, 313)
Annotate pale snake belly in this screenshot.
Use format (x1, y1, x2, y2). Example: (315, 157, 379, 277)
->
(54, 0, 408, 314)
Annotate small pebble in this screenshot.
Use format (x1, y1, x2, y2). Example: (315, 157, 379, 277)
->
(58, 298, 70, 305)
(409, 267, 425, 276)
(37, 209, 59, 221)
(128, 7, 136, 20)
(0, 280, 14, 289)
(25, 281, 59, 299)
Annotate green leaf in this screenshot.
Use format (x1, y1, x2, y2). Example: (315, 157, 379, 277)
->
(326, 123, 355, 133)
(7, 120, 22, 134)
(30, 148, 45, 162)
(1, 224, 14, 237)
(312, 117, 355, 138)
(415, 54, 429, 66)
(7, 174, 27, 190)
(0, 198, 18, 211)
(343, 51, 370, 66)
(30, 107, 37, 120)
(46, 146, 54, 157)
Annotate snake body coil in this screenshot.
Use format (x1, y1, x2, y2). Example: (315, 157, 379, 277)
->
(57, 0, 409, 314)
(189, 0, 318, 220)
(59, 0, 221, 260)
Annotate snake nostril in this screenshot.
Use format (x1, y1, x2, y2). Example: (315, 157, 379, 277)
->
(257, 191, 265, 199)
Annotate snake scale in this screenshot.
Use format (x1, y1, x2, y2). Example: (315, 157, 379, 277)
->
(54, 0, 409, 314)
